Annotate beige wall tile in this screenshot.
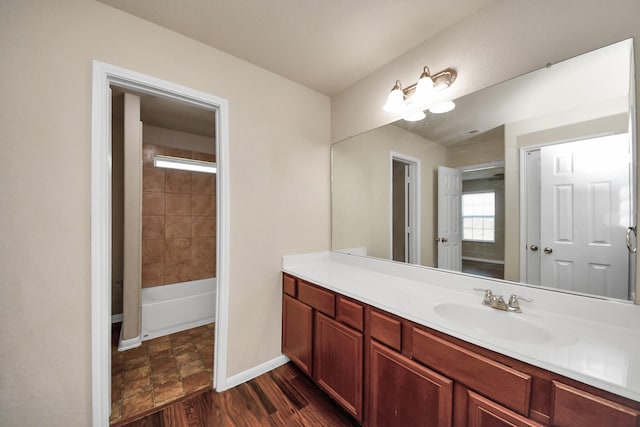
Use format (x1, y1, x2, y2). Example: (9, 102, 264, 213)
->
(165, 239, 191, 266)
(192, 216, 215, 238)
(192, 195, 214, 216)
(143, 167, 165, 193)
(192, 237, 215, 262)
(165, 216, 191, 239)
(142, 263, 165, 287)
(165, 194, 191, 216)
(142, 193, 165, 216)
(142, 216, 165, 239)
(165, 170, 191, 194)
(165, 263, 192, 284)
(192, 173, 214, 195)
(142, 239, 165, 265)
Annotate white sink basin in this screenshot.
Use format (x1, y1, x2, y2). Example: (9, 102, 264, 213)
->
(433, 303, 578, 346)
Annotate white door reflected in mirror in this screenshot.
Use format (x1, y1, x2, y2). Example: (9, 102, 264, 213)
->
(437, 166, 462, 271)
(524, 134, 633, 299)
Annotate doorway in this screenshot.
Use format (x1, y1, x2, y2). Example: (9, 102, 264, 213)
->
(437, 162, 505, 278)
(91, 61, 230, 426)
(109, 88, 218, 423)
(390, 153, 420, 264)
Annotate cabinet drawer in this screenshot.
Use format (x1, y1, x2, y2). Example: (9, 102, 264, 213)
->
(411, 327, 532, 416)
(551, 381, 640, 427)
(283, 274, 296, 297)
(369, 309, 402, 352)
(336, 296, 364, 332)
(467, 390, 543, 427)
(298, 280, 335, 317)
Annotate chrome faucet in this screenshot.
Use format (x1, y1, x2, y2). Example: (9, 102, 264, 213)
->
(474, 289, 532, 313)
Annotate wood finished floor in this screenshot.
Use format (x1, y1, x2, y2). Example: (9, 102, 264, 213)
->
(462, 259, 504, 279)
(121, 362, 360, 426)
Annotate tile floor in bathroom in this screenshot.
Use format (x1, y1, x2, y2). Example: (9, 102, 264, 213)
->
(110, 322, 214, 425)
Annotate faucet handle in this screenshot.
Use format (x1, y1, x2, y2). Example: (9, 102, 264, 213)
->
(474, 288, 494, 305)
(508, 294, 533, 312)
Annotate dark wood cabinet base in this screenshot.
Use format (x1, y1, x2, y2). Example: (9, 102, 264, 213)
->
(282, 273, 640, 426)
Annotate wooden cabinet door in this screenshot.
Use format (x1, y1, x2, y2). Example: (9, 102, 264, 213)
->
(368, 340, 453, 427)
(282, 294, 313, 376)
(314, 312, 363, 421)
(467, 390, 543, 427)
(551, 381, 640, 427)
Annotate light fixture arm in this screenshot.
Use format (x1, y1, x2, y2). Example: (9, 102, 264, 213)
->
(400, 67, 457, 98)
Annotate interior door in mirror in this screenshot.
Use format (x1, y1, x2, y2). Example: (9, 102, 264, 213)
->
(437, 166, 462, 271)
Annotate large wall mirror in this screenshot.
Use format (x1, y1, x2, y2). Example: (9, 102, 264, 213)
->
(332, 38, 637, 301)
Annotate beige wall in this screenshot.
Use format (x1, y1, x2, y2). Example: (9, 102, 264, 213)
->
(446, 129, 504, 168)
(332, 124, 446, 266)
(143, 124, 215, 154)
(0, 1, 330, 425)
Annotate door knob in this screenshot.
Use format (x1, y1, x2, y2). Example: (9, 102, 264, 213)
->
(530, 244, 539, 252)
(441, 237, 448, 243)
(544, 247, 553, 254)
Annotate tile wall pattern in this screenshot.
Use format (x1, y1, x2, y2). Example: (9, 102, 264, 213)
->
(141, 144, 216, 287)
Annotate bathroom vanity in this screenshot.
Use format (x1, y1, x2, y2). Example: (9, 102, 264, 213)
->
(282, 251, 640, 426)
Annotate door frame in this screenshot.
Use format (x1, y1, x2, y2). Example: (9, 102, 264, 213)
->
(389, 152, 421, 264)
(90, 61, 231, 426)
(520, 149, 541, 285)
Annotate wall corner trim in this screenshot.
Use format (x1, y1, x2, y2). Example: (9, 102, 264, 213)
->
(222, 355, 290, 390)
(117, 335, 142, 351)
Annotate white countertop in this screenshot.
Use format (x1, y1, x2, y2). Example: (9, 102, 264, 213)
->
(282, 251, 640, 402)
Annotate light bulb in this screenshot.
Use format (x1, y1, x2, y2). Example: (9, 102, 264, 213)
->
(383, 81, 406, 113)
(413, 72, 434, 103)
(428, 101, 456, 114)
(403, 110, 426, 122)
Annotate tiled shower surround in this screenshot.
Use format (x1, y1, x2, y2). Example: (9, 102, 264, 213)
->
(141, 144, 216, 287)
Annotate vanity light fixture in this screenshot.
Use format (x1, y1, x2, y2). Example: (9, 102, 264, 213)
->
(383, 66, 457, 120)
(153, 154, 217, 174)
(428, 100, 456, 114)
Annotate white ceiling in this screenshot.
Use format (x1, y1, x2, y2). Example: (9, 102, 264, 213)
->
(98, 0, 495, 95)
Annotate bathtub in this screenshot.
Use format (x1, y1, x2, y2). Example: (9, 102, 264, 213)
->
(141, 278, 216, 341)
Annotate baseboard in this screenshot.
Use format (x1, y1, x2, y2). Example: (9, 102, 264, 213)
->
(118, 334, 141, 352)
(111, 313, 123, 324)
(223, 354, 290, 390)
